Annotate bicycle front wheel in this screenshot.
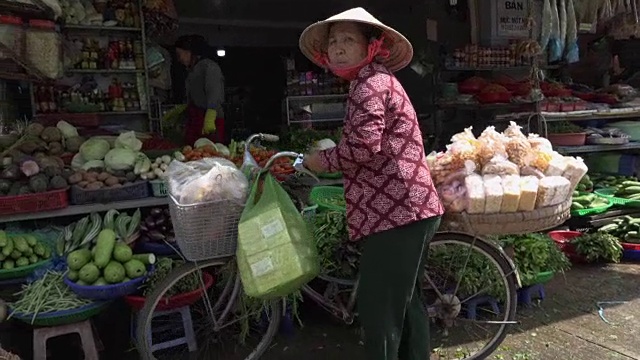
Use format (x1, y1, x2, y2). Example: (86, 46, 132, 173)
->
(425, 232, 518, 360)
(135, 258, 282, 360)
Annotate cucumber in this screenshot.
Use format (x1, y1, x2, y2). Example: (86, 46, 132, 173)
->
(571, 202, 585, 210)
(599, 224, 619, 232)
(94, 229, 117, 269)
(10, 250, 21, 260)
(622, 181, 640, 187)
(15, 257, 29, 267)
(0, 231, 7, 247)
(132, 253, 156, 265)
(25, 234, 37, 247)
(2, 259, 14, 270)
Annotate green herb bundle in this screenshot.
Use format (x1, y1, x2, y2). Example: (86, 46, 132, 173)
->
(572, 233, 622, 263)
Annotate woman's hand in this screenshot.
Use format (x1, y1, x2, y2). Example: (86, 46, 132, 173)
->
(303, 152, 326, 173)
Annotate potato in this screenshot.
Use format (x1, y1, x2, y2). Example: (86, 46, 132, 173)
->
(68, 173, 83, 184)
(109, 183, 123, 188)
(86, 181, 104, 190)
(97, 172, 110, 182)
(104, 176, 119, 186)
(84, 172, 98, 183)
(78, 181, 89, 188)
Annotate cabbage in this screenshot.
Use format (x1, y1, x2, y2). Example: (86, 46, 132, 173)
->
(79, 138, 111, 161)
(56, 120, 79, 139)
(115, 131, 142, 151)
(104, 148, 137, 171)
(71, 153, 86, 170)
(82, 160, 105, 171)
(194, 138, 216, 149)
(215, 143, 230, 156)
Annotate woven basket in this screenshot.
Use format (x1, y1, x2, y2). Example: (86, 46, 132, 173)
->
(441, 199, 572, 236)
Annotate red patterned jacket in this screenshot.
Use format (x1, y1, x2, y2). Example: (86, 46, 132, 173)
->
(318, 62, 444, 241)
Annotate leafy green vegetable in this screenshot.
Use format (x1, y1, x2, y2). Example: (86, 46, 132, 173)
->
(572, 233, 622, 263)
(498, 233, 571, 286)
(313, 211, 360, 279)
(547, 121, 584, 134)
(104, 148, 137, 171)
(79, 138, 110, 161)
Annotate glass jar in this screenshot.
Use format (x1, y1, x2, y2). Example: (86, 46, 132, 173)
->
(0, 15, 24, 59)
(26, 20, 61, 79)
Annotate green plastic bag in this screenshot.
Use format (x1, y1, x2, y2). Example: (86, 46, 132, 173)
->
(237, 174, 320, 299)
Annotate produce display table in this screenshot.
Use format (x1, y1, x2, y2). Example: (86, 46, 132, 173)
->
(0, 197, 168, 224)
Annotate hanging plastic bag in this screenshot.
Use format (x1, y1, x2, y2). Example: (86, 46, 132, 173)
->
(237, 174, 320, 299)
(566, 0, 580, 63)
(540, 0, 553, 50)
(549, 0, 562, 62)
(558, 0, 568, 57)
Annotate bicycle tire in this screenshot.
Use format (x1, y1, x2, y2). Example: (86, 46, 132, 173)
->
(135, 258, 282, 360)
(430, 232, 519, 360)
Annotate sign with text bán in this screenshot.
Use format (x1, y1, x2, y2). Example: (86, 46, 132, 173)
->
(496, 0, 529, 37)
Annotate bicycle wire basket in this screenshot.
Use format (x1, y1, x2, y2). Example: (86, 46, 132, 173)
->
(168, 195, 245, 261)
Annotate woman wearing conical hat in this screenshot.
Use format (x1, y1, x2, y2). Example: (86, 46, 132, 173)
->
(301, 7, 444, 360)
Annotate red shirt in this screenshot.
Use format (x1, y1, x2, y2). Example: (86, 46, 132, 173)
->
(318, 63, 444, 241)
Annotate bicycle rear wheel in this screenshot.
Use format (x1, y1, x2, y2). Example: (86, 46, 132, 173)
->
(135, 258, 282, 360)
(425, 232, 518, 360)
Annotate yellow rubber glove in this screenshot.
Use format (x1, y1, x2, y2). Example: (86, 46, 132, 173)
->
(202, 109, 217, 135)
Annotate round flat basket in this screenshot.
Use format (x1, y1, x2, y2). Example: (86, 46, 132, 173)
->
(63, 266, 154, 300)
(0, 259, 52, 280)
(441, 199, 572, 236)
(124, 272, 215, 311)
(9, 301, 110, 327)
(309, 186, 346, 212)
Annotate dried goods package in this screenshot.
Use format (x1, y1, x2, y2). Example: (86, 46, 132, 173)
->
(551, 177, 572, 205)
(483, 174, 504, 213)
(465, 174, 485, 214)
(519, 176, 539, 211)
(536, 176, 570, 208)
(481, 155, 519, 176)
(562, 157, 588, 189)
(448, 127, 479, 167)
(477, 126, 507, 165)
(545, 156, 568, 176)
(504, 122, 534, 167)
(501, 175, 521, 213)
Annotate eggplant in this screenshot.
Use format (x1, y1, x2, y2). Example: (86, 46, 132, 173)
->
(139, 235, 150, 243)
(155, 217, 167, 227)
(160, 226, 168, 233)
(148, 230, 166, 242)
(145, 216, 156, 229)
(140, 224, 148, 232)
(150, 208, 163, 218)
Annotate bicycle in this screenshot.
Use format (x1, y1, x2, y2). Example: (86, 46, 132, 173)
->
(135, 133, 522, 360)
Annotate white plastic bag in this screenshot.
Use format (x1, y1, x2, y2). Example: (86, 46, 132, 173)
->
(166, 157, 249, 205)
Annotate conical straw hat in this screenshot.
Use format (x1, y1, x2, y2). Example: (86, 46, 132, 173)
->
(299, 7, 413, 73)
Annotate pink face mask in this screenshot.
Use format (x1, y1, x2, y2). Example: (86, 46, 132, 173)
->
(314, 35, 390, 81)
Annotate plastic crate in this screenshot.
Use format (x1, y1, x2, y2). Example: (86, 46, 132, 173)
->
(570, 197, 613, 216)
(0, 188, 68, 216)
(595, 188, 640, 207)
(309, 186, 346, 212)
(10, 301, 110, 326)
(149, 179, 168, 197)
(70, 181, 149, 205)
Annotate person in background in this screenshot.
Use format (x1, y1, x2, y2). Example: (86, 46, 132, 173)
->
(299, 8, 444, 360)
(174, 35, 225, 145)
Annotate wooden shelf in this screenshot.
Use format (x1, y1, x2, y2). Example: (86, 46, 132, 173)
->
(556, 142, 640, 155)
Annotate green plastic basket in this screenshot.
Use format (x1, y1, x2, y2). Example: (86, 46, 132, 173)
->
(0, 259, 52, 280)
(318, 172, 343, 179)
(594, 188, 640, 207)
(10, 301, 110, 327)
(570, 196, 613, 217)
(149, 179, 168, 197)
(522, 270, 555, 287)
(309, 186, 346, 212)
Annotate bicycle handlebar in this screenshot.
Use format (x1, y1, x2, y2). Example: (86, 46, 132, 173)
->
(243, 134, 319, 183)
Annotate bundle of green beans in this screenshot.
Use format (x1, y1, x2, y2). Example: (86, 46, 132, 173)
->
(9, 270, 92, 323)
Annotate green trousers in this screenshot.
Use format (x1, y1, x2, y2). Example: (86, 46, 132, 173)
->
(357, 216, 441, 360)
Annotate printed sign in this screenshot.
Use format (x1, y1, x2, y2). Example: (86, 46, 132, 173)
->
(496, 0, 529, 37)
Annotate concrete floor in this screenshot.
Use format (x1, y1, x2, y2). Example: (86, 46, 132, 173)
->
(262, 263, 640, 360)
